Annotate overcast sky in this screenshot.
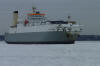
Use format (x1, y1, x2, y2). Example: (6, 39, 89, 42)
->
(0, 0, 100, 35)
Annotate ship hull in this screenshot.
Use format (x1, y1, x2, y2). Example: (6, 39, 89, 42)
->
(5, 31, 76, 44)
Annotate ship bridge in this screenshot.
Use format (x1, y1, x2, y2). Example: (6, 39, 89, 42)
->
(26, 11, 46, 26)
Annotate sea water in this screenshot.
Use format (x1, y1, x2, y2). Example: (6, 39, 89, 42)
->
(0, 41, 100, 66)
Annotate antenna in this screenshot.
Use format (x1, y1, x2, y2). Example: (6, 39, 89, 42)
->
(31, 0, 37, 13)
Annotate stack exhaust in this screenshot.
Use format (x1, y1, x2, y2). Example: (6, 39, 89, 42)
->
(12, 11, 18, 27)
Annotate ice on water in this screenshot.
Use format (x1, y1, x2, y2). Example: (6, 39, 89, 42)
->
(0, 41, 100, 66)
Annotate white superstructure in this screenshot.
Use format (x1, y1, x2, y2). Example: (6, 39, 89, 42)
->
(9, 7, 80, 34)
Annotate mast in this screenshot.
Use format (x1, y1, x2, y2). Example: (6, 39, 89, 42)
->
(67, 14, 72, 32)
(67, 14, 71, 23)
(32, 6, 36, 13)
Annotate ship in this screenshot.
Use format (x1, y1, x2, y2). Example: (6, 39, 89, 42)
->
(5, 7, 81, 44)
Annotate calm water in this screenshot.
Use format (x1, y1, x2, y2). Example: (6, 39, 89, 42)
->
(0, 41, 100, 66)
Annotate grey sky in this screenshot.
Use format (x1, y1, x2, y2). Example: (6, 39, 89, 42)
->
(0, 0, 100, 35)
